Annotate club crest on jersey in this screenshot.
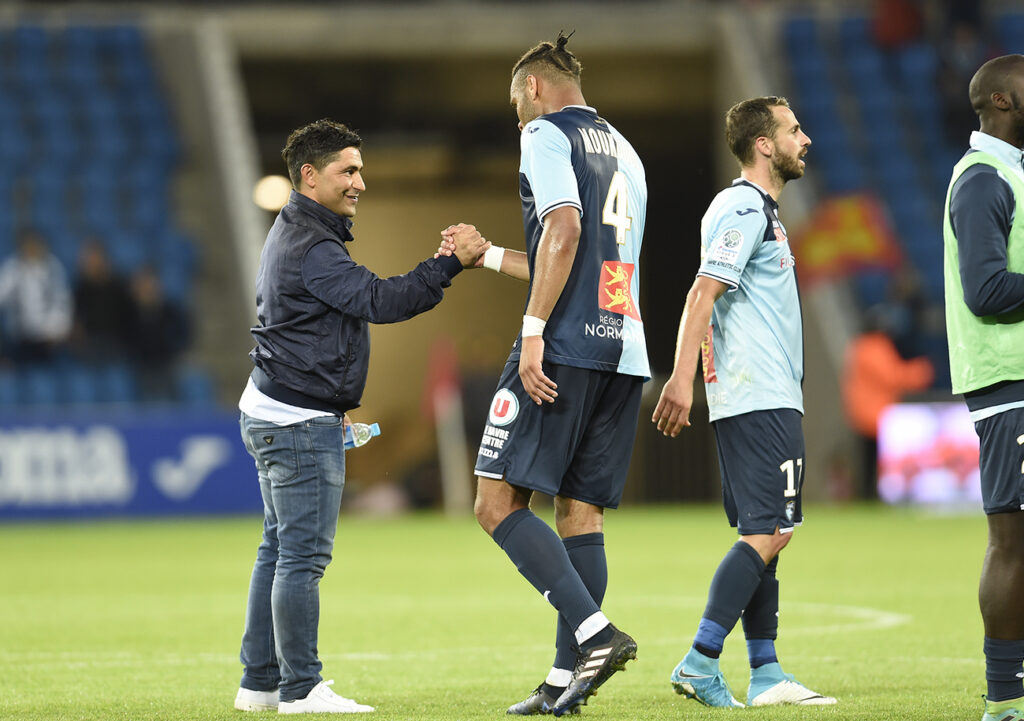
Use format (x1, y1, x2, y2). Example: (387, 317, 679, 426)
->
(708, 228, 742, 268)
(598, 261, 640, 320)
(785, 500, 796, 522)
(773, 222, 787, 244)
(488, 388, 519, 427)
(721, 229, 743, 248)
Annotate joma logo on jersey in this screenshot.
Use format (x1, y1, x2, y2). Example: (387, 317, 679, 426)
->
(577, 127, 619, 158)
(598, 261, 640, 320)
(487, 389, 519, 427)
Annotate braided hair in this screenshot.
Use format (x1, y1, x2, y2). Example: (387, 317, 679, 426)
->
(511, 30, 582, 86)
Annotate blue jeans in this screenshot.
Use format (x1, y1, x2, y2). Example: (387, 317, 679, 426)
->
(238, 412, 346, 702)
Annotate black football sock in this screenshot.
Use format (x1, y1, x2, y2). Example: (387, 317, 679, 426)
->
(492, 509, 601, 633)
(554, 533, 607, 670)
(694, 541, 766, 656)
(985, 637, 1024, 702)
(742, 555, 780, 669)
(540, 682, 565, 697)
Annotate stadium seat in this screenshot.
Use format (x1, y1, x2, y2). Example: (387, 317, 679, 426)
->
(999, 14, 1024, 52)
(177, 366, 216, 407)
(96, 363, 138, 404)
(63, 363, 100, 405)
(21, 367, 60, 406)
(783, 16, 818, 47)
(0, 368, 17, 407)
(853, 269, 892, 308)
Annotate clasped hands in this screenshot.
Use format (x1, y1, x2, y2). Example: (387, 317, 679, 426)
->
(436, 224, 489, 268)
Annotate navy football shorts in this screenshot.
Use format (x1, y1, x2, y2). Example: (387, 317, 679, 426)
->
(712, 408, 805, 535)
(473, 360, 643, 509)
(975, 407, 1024, 515)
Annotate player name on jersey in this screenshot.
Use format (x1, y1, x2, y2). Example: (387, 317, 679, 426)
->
(577, 127, 619, 158)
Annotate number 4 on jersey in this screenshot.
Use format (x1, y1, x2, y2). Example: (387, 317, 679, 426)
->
(603, 170, 632, 245)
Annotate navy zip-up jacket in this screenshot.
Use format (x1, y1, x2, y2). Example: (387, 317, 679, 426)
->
(249, 190, 463, 414)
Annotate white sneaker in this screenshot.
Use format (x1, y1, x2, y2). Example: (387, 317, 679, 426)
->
(278, 680, 374, 714)
(235, 687, 279, 711)
(748, 679, 837, 706)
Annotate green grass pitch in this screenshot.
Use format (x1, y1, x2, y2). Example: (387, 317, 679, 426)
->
(0, 504, 989, 720)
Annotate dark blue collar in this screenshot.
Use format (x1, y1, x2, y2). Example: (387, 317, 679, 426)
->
(732, 178, 779, 213)
(288, 190, 354, 241)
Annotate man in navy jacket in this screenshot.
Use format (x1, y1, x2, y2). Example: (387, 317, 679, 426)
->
(233, 119, 486, 715)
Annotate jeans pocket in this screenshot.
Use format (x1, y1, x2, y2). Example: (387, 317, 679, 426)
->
(249, 427, 300, 486)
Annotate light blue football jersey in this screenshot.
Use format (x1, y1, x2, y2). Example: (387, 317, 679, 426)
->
(697, 179, 803, 422)
(510, 105, 650, 380)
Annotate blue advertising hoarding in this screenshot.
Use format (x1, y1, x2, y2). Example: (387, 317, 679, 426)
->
(0, 410, 262, 520)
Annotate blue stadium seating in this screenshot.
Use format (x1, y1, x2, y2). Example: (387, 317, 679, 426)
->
(783, 13, 951, 304)
(22, 367, 60, 406)
(0, 22, 205, 410)
(781, 11, 964, 385)
(0, 368, 17, 406)
(999, 14, 1024, 51)
(95, 363, 138, 405)
(177, 366, 217, 408)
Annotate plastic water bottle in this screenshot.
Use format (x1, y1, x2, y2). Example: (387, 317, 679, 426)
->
(344, 422, 381, 449)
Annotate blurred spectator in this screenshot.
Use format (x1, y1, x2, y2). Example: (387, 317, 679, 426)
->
(125, 265, 190, 402)
(872, 0, 924, 51)
(939, 16, 1000, 146)
(71, 238, 132, 363)
(0, 229, 72, 365)
(842, 307, 934, 498)
(882, 267, 930, 358)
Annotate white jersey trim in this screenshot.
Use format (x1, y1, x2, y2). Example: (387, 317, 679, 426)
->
(696, 269, 739, 289)
(474, 469, 504, 480)
(537, 199, 583, 223)
(969, 399, 1024, 422)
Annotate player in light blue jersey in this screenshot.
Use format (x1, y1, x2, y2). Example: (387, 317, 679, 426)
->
(438, 32, 645, 717)
(652, 96, 835, 708)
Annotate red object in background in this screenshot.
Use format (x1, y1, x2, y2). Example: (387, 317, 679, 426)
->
(872, 0, 924, 50)
(790, 194, 904, 286)
(421, 336, 461, 421)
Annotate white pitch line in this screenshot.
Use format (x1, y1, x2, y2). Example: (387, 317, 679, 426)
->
(0, 601, 913, 672)
(779, 600, 912, 635)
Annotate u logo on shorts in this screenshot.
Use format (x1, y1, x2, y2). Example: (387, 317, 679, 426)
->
(489, 388, 519, 427)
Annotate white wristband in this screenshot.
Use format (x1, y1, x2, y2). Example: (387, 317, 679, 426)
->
(522, 315, 546, 338)
(482, 245, 505, 272)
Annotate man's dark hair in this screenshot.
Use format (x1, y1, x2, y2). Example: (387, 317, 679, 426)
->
(725, 96, 790, 166)
(511, 30, 583, 87)
(281, 119, 362, 188)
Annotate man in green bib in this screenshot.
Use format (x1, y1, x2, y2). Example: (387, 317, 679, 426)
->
(945, 54, 1024, 721)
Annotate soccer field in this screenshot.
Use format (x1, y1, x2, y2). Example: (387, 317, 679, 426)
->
(0, 504, 986, 720)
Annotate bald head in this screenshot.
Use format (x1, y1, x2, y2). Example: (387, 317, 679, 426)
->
(970, 54, 1024, 115)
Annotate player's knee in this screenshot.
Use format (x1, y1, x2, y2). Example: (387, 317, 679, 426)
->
(987, 512, 1024, 555)
(989, 529, 1024, 557)
(754, 529, 793, 561)
(473, 492, 517, 536)
(473, 494, 499, 535)
(553, 496, 603, 537)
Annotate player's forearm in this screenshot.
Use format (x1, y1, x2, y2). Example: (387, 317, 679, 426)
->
(524, 209, 580, 320)
(669, 280, 719, 381)
(498, 249, 530, 282)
